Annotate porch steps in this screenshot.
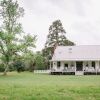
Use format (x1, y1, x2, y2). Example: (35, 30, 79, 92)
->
(75, 71, 83, 75)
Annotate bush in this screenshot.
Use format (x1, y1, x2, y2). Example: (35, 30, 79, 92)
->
(13, 60, 25, 73)
(9, 65, 15, 72)
(0, 63, 5, 72)
(34, 52, 47, 70)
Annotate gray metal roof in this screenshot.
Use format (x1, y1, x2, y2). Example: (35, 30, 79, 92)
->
(51, 45, 100, 61)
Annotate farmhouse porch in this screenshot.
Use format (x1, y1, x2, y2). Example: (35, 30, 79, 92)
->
(50, 45, 100, 75)
(50, 61, 100, 75)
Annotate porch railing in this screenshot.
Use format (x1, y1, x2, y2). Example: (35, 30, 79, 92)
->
(34, 70, 51, 73)
(51, 67, 75, 72)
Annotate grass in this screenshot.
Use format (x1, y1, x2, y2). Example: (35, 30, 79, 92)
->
(0, 72, 100, 100)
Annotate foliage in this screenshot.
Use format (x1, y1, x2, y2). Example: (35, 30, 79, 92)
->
(22, 51, 35, 72)
(44, 20, 75, 57)
(0, 0, 36, 75)
(43, 20, 75, 68)
(34, 51, 47, 70)
(45, 20, 75, 48)
(0, 63, 5, 72)
(0, 63, 15, 72)
(13, 59, 25, 72)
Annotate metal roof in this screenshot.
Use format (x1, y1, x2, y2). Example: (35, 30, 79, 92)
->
(51, 45, 100, 61)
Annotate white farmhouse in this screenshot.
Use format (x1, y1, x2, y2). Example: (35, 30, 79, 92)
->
(50, 45, 100, 75)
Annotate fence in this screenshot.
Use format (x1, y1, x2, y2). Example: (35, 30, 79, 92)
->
(34, 70, 51, 73)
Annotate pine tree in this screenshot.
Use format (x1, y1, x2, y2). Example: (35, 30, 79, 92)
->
(45, 20, 75, 48)
(43, 20, 75, 68)
(43, 20, 75, 58)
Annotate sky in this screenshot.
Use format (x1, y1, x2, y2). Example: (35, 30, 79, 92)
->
(17, 0, 100, 51)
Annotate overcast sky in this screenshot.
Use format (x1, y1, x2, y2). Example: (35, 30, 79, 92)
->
(18, 0, 100, 51)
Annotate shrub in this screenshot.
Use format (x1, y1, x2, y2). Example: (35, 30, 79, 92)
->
(0, 63, 5, 72)
(13, 60, 25, 73)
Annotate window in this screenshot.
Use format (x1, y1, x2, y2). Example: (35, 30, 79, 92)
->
(85, 62, 88, 67)
(51, 62, 53, 68)
(71, 62, 74, 67)
(69, 48, 72, 50)
(92, 61, 95, 68)
(57, 61, 61, 68)
(71, 64, 74, 67)
(64, 63, 68, 67)
(86, 64, 88, 67)
(68, 48, 72, 53)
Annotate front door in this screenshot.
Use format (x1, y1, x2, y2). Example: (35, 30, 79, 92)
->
(76, 62, 83, 71)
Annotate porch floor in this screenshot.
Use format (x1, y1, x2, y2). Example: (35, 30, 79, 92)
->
(50, 71, 100, 75)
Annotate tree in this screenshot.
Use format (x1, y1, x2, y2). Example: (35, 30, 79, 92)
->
(34, 51, 47, 70)
(45, 20, 75, 48)
(43, 20, 75, 68)
(44, 19, 75, 58)
(22, 51, 35, 72)
(13, 58, 25, 73)
(0, 0, 36, 75)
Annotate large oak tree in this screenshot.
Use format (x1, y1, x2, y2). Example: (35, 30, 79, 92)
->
(0, 0, 36, 75)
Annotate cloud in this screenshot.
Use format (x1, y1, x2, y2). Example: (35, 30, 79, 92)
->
(17, 0, 100, 51)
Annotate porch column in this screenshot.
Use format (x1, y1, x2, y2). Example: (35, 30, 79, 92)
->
(53, 61, 57, 70)
(61, 62, 64, 70)
(83, 62, 85, 72)
(75, 61, 76, 73)
(88, 61, 91, 68)
(68, 62, 71, 68)
(99, 61, 100, 70)
(50, 61, 51, 70)
(95, 61, 99, 74)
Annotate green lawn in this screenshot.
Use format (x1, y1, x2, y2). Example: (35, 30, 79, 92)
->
(0, 72, 100, 100)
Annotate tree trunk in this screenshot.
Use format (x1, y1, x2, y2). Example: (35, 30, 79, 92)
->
(3, 63, 9, 76)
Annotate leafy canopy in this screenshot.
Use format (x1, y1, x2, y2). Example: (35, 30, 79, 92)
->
(0, 0, 36, 75)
